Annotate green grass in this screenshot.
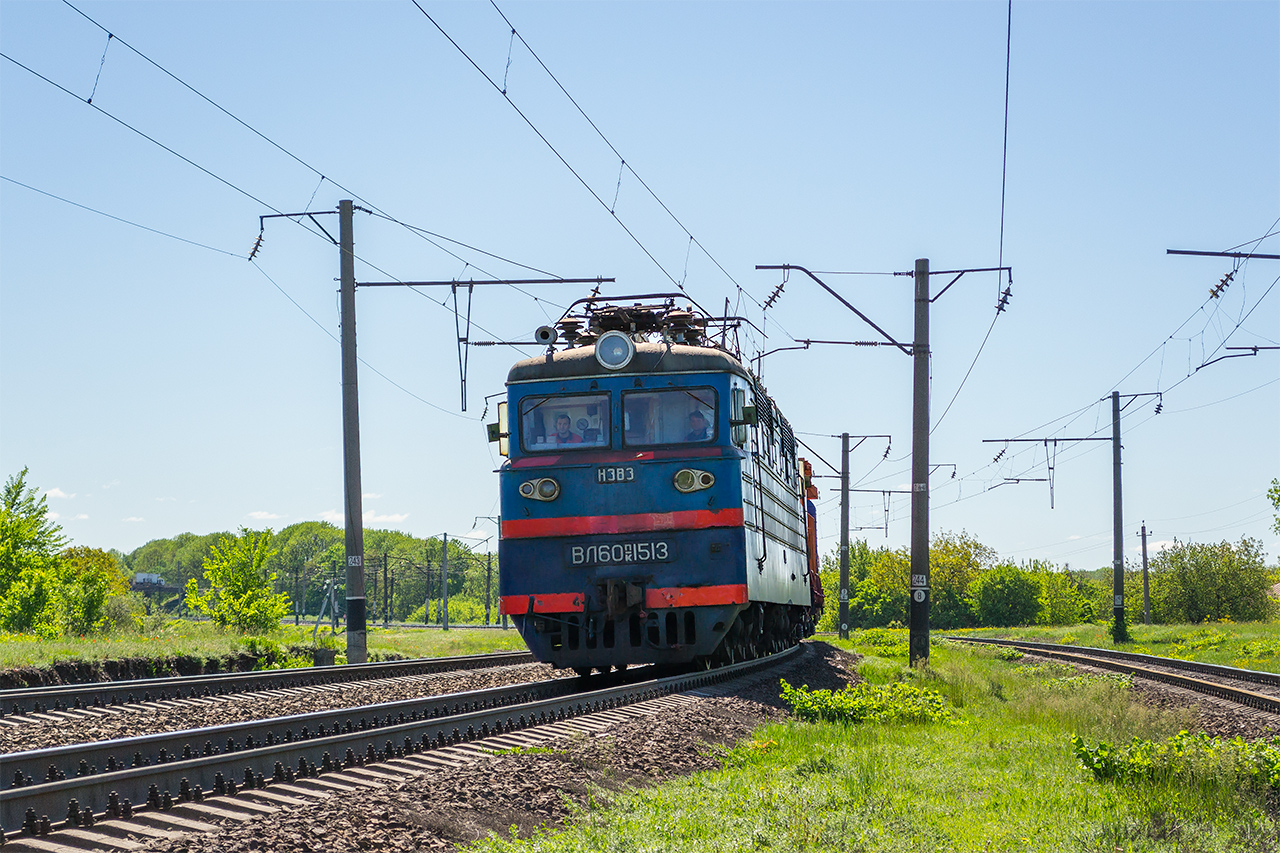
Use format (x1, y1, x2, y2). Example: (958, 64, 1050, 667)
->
(462, 636, 1278, 852)
(366, 625, 528, 659)
(0, 619, 528, 673)
(0, 618, 255, 670)
(940, 621, 1280, 674)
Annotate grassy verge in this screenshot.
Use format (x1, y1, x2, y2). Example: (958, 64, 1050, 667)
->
(366, 625, 528, 659)
(0, 619, 527, 672)
(940, 620, 1280, 673)
(463, 633, 1278, 852)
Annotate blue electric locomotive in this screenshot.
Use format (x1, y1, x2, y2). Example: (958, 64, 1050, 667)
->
(489, 297, 821, 673)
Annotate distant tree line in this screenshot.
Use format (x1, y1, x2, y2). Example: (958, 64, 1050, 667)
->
(130, 520, 499, 626)
(817, 530, 1277, 632)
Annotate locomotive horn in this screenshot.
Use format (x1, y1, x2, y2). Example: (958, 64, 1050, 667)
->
(534, 326, 558, 345)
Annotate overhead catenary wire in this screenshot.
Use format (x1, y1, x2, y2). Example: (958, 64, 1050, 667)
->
(1, 52, 519, 417)
(1, 51, 284, 215)
(419, 0, 806, 359)
(2, 175, 243, 257)
(60, 0, 574, 310)
(485, 0, 771, 315)
(932, 244, 1278, 503)
(410, 0, 685, 294)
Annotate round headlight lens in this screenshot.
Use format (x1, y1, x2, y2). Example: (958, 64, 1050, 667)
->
(519, 481, 536, 498)
(674, 468, 715, 493)
(537, 478, 560, 500)
(595, 330, 635, 370)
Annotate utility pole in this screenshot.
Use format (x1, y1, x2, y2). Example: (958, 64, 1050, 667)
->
(339, 200, 368, 663)
(441, 534, 450, 631)
(839, 433, 850, 640)
(1111, 391, 1127, 640)
(383, 553, 390, 629)
(908, 258, 931, 666)
(485, 552, 493, 626)
(1140, 523, 1151, 625)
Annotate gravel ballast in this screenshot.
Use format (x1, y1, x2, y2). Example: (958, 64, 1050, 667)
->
(133, 643, 860, 853)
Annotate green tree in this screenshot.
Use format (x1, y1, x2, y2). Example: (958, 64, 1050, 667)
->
(860, 531, 996, 629)
(847, 577, 907, 628)
(1149, 537, 1275, 624)
(0, 468, 67, 601)
(59, 547, 131, 634)
(816, 541, 876, 631)
(970, 563, 1041, 627)
(1030, 560, 1091, 626)
(0, 564, 62, 637)
(928, 531, 994, 629)
(185, 529, 291, 633)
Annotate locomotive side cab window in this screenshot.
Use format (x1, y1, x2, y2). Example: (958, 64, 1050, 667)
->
(519, 393, 610, 451)
(731, 387, 748, 447)
(622, 388, 717, 446)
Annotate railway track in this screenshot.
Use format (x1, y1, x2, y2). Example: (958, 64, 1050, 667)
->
(1, 645, 801, 845)
(0, 651, 534, 721)
(944, 636, 1280, 714)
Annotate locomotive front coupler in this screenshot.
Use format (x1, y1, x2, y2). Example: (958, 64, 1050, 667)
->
(596, 577, 647, 619)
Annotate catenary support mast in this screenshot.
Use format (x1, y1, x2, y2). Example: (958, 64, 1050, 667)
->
(839, 433, 850, 640)
(1111, 391, 1126, 640)
(339, 199, 368, 663)
(909, 258, 930, 666)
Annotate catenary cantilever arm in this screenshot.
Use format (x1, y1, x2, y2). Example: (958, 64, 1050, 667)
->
(755, 264, 912, 355)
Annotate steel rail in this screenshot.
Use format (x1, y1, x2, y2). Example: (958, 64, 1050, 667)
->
(0, 651, 534, 717)
(4, 675, 580, 789)
(2, 644, 800, 837)
(943, 637, 1280, 713)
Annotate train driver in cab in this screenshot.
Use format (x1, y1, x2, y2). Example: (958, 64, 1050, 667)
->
(554, 413, 582, 445)
(685, 409, 710, 442)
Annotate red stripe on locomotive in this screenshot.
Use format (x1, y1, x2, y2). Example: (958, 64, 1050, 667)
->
(644, 583, 748, 608)
(499, 592, 586, 615)
(501, 507, 744, 539)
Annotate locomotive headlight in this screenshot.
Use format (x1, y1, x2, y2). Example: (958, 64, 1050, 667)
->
(674, 468, 715, 493)
(595, 330, 635, 370)
(520, 478, 560, 501)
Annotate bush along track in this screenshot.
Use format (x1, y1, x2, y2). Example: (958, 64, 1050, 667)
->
(779, 678, 959, 726)
(1072, 730, 1280, 793)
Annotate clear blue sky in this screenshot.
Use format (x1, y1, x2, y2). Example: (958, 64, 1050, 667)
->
(2, 1, 1276, 568)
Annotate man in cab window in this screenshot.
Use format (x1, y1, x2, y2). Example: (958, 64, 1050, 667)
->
(685, 409, 710, 442)
(554, 413, 582, 444)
